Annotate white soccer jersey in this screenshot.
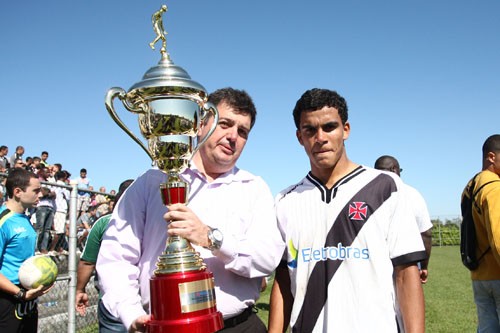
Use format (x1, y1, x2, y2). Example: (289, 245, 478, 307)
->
(403, 183, 433, 233)
(276, 166, 426, 333)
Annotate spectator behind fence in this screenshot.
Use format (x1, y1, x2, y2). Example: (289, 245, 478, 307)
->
(40, 151, 49, 167)
(0, 146, 9, 172)
(0, 168, 52, 332)
(462, 134, 500, 332)
(30, 157, 41, 174)
(49, 171, 70, 255)
(35, 167, 56, 255)
(0, 177, 6, 207)
(76, 205, 97, 250)
(75, 179, 134, 332)
(374, 155, 433, 284)
(9, 146, 24, 168)
(75, 168, 91, 216)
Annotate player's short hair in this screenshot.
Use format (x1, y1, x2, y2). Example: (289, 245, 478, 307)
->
(293, 88, 348, 129)
(6, 168, 37, 198)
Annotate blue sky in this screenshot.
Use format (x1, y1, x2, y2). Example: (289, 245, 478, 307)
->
(1, 1, 499, 217)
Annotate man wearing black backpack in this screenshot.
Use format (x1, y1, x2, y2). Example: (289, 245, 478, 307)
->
(461, 134, 500, 332)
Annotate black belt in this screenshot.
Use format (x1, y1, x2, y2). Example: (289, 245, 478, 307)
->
(223, 306, 254, 329)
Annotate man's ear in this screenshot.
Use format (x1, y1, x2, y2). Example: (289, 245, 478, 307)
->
(296, 129, 304, 146)
(12, 187, 22, 199)
(487, 151, 496, 164)
(343, 121, 351, 140)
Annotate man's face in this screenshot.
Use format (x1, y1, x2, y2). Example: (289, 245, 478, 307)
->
(80, 171, 87, 178)
(197, 102, 251, 174)
(41, 153, 48, 161)
(296, 106, 350, 173)
(0, 148, 7, 157)
(38, 168, 48, 180)
(18, 178, 42, 209)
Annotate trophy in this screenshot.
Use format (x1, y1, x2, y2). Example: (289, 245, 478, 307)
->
(105, 5, 223, 333)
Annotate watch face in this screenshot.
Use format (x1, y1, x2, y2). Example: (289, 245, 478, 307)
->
(212, 229, 223, 242)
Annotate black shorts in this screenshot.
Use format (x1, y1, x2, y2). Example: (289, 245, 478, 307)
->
(0, 291, 38, 333)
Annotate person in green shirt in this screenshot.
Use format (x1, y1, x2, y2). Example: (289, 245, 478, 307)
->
(75, 179, 133, 332)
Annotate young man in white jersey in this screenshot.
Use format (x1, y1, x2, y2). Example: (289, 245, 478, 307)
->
(268, 88, 426, 333)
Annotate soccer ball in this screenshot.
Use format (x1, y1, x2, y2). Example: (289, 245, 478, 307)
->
(18, 255, 58, 289)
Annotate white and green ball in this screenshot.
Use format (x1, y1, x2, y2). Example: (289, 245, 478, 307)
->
(18, 255, 58, 289)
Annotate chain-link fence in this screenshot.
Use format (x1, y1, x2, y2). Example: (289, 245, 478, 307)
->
(39, 274, 99, 332)
(37, 179, 104, 333)
(431, 215, 461, 247)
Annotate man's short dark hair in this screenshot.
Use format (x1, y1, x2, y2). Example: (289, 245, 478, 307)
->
(55, 171, 67, 181)
(374, 155, 399, 171)
(41, 151, 49, 155)
(114, 179, 134, 204)
(482, 134, 500, 159)
(6, 168, 36, 198)
(0, 145, 7, 151)
(208, 88, 257, 129)
(80, 168, 87, 173)
(292, 88, 348, 129)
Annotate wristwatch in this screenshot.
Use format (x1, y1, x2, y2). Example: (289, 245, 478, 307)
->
(207, 227, 223, 251)
(13, 289, 26, 301)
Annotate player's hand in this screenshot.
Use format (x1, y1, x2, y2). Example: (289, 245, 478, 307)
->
(75, 291, 89, 315)
(164, 203, 210, 247)
(419, 269, 429, 284)
(24, 285, 48, 301)
(129, 315, 151, 332)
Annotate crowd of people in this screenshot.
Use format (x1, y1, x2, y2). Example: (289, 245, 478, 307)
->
(0, 146, 116, 255)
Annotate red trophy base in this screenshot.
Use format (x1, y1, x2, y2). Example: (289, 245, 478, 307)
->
(148, 270, 224, 333)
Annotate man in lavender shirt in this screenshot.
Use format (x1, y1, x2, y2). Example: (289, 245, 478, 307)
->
(96, 88, 285, 333)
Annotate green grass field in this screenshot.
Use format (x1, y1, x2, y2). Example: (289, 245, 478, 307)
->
(255, 245, 477, 332)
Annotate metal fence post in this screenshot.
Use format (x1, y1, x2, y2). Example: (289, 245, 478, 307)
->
(67, 181, 78, 333)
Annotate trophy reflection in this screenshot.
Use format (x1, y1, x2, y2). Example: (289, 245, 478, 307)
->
(105, 5, 223, 333)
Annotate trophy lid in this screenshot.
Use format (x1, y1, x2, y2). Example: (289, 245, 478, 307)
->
(128, 53, 208, 101)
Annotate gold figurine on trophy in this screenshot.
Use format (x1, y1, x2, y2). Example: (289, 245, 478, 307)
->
(149, 4, 168, 53)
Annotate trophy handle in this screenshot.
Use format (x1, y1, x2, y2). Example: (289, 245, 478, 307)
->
(105, 87, 153, 161)
(193, 102, 219, 156)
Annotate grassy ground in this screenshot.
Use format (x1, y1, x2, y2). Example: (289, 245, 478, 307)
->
(256, 245, 477, 332)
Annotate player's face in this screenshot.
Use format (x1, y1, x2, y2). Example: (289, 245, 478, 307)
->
(296, 106, 350, 173)
(18, 178, 42, 209)
(197, 103, 251, 175)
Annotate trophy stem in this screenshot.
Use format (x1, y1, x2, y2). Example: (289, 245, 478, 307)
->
(150, 173, 223, 333)
(156, 175, 206, 274)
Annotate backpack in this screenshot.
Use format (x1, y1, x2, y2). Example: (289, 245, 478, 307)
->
(460, 174, 499, 270)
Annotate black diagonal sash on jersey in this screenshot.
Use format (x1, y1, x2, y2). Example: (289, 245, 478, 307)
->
(293, 173, 396, 333)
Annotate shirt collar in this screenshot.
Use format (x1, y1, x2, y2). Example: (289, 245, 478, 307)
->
(181, 161, 253, 185)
